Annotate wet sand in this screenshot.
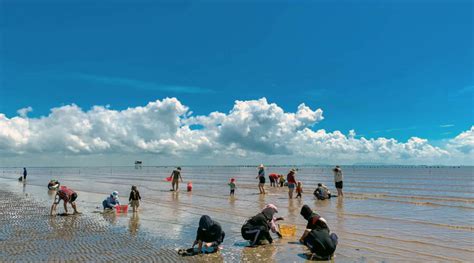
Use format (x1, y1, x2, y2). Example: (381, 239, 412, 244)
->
(0, 188, 222, 262)
(1, 166, 473, 262)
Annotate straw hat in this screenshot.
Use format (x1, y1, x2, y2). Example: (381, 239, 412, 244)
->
(258, 164, 264, 169)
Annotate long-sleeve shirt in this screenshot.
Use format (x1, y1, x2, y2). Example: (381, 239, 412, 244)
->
(195, 222, 225, 246)
(129, 190, 141, 201)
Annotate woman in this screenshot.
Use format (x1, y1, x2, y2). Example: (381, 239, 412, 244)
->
(256, 164, 266, 194)
(287, 169, 297, 199)
(241, 204, 283, 246)
(299, 205, 338, 260)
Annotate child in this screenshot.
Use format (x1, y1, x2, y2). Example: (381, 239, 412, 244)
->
(228, 178, 236, 196)
(279, 175, 286, 187)
(187, 182, 193, 192)
(129, 186, 141, 213)
(296, 181, 303, 198)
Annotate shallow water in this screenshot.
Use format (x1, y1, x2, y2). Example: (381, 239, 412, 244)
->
(1, 166, 473, 262)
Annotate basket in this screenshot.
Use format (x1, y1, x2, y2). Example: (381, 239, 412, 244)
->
(279, 224, 296, 237)
(115, 204, 128, 213)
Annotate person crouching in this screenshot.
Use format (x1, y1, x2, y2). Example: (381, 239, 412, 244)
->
(241, 204, 283, 246)
(103, 191, 120, 210)
(192, 215, 225, 253)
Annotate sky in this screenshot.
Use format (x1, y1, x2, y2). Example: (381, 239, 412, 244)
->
(0, 0, 473, 166)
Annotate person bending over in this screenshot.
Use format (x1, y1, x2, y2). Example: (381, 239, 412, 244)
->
(50, 186, 79, 215)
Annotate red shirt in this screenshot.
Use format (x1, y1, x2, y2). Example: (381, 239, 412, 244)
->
(287, 172, 296, 184)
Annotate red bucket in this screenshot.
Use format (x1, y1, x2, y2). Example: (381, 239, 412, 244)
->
(116, 204, 128, 213)
(165, 176, 172, 182)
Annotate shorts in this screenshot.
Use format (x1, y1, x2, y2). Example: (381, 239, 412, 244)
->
(259, 176, 266, 184)
(130, 200, 140, 208)
(288, 183, 296, 189)
(335, 181, 343, 189)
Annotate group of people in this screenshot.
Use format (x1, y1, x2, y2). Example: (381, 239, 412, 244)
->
(43, 165, 341, 259)
(256, 165, 344, 200)
(50, 185, 142, 215)
(186, 203, 337, 260)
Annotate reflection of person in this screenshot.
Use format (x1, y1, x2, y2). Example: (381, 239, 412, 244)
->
(314, 183, 331, 200)
(241, 204, 283, 246)
(299, 205, 338, 260)
(333, 166, 343, 197)
(128, 213, 140, 235)
(50, 186, 79, 215)
(192, 215, 225, 253)
(256, 164, 266, 194)
(103, 191, 120, 210)
(129, 186, 141, 213)
(171, 167, 183, 191)
(287, 169, 297, 199)
(23, 167, 27, 180)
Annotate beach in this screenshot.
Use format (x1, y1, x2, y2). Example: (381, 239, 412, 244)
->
(0, 166, 473, 262)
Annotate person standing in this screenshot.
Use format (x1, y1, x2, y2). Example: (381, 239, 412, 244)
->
(23, 167, 27, 181)
(333, 166, 343, 197)
(129, 186, 141, 213)
(287, 169, 297, 199)
(171, 167, 183, 191)
(256, 164, 266, 194)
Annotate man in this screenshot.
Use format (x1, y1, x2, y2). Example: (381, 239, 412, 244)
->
(23, 167, 27, 180)
(50, 186, 79, 215)
(333, 165, 343, 197)
(192, 215, 225, 254)
(171, 167, 183, 191)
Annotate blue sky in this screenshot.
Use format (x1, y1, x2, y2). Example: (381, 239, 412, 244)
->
(1, 0, 472, 143)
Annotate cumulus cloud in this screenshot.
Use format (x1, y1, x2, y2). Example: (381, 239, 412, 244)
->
(0, 98, 472, 165)
(447, 126, 474, 154)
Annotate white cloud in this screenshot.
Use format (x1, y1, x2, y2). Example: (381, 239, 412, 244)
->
(0, 98, 472, 165)
(16, 106, 33, 118)
(447, 126, 474, 154)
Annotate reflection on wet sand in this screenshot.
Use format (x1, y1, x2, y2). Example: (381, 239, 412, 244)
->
(102, 211, 117, 225)
(128, 213, 140, 235)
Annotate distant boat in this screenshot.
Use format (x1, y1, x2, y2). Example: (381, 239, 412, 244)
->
(134, 161, 143, 169)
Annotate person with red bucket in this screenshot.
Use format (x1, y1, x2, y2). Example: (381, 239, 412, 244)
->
(103, 191, 120, 210)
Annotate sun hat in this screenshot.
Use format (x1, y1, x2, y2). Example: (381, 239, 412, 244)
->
(258, 164, 264, 169)
(112, 191, 119, 196)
